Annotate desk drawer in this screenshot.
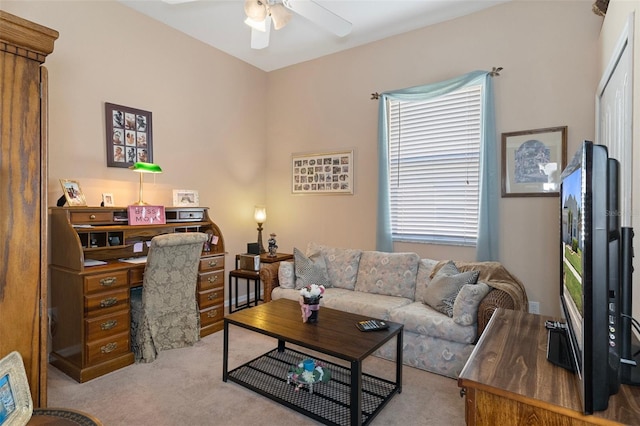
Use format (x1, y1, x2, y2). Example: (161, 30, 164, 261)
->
(85, 271, 129, 293)
(198, 270, 224, 291)
(198, 287, 224, 309)
(129, 266, 145, 287)
(85, 288, 129, 316)
(71, 211, 114, 224)
(199, 255, 224, 272)
(85, 311, 129, 341)
(85, 332, 130, 365)
(200, 304, 223, 327)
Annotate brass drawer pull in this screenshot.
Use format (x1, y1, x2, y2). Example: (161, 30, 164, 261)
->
(207, 292, 219, 300)
(207, 275, 218, 283)
(99, 277, 117, 287)
(90, 214, 96, 220)
(208, 260, 218, 267)
(101, 342, 117, 354)
(207, 310, 218, 318)
(101, 320, 117, 330)
(100, 297, 118, 308)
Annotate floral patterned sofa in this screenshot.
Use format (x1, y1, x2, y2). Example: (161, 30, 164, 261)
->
(259, 242, 528, 378)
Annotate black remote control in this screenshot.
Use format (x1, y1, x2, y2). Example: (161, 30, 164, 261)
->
(356, 319, 389, 332)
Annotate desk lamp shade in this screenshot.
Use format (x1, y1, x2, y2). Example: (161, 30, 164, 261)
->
(254, 205, 266, 253)
(131, 162, 162, 205)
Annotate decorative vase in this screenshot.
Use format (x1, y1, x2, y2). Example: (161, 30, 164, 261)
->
(301, 296, 320, 323)
(268, 233, 278, 257)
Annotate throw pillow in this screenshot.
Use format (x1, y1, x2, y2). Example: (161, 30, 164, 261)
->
(277, 261, 295, 289)
(293, 247, 330, 290)
(423, 260, 479, 316)
(307, 242, 362, 290)
(453, 282, 491, 326)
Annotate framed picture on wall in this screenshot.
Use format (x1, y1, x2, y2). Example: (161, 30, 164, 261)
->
(105, 102, 153, 168)
(501, 126, 567, 197)
(292, 150, 354, 194)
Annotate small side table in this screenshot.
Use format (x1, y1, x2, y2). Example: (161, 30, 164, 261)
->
(228, 252, 293, 313)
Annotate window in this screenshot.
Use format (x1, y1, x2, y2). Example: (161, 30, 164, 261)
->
(387, 85, 482, 246)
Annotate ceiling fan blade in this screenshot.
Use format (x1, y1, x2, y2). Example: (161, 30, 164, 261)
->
(283, 0, 352, 37)
(250, 16, 271, 50)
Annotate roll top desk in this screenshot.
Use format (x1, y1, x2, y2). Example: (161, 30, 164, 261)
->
(48, 206, 225, 382)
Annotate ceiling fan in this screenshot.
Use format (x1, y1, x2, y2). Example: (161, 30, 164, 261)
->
(243, 0, 352, 50)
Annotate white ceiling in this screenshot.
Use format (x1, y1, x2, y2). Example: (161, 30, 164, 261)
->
(119, 0, 511, 72)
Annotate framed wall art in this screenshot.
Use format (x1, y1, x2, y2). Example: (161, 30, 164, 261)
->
(59, 179, 87, 206)
(501, 126, 567, 197)
(292, 150, 354, 195)
(105, 102, 153, 168)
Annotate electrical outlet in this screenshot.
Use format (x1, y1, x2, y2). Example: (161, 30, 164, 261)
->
(529, 301, 540, 314)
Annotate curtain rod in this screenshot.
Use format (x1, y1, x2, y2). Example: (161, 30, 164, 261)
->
(370, 66, 503, 100)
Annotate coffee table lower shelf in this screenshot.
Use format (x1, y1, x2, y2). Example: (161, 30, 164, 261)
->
(227, 347, 399, 426)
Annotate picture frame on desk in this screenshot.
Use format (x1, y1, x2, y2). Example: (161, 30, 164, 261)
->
(0, 352, 33, 425)
(102, 193, 115, 207)
(105, 102, 153, 168)
(172, 189, 199, 207)
(59, 179, 87, 207)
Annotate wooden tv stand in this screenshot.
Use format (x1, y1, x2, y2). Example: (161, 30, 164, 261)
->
(48, 206, 225, 382)
(458, 308, 640, 425)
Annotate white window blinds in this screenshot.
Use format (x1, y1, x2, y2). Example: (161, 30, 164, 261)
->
(387, 85, 482, 246)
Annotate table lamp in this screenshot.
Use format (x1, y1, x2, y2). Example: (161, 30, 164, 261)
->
(254, 205, 266, 253)
(130, 161, 162, 205)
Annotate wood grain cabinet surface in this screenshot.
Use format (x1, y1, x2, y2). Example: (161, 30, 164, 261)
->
(458, 309, 640, 426)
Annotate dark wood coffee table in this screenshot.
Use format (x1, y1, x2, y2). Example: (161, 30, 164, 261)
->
(223, 298, 403, 426)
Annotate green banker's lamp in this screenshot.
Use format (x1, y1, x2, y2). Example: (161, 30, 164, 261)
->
(130, 161, 162, 205)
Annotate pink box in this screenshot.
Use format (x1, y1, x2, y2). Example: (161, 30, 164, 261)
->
(127, 205, 166, 226)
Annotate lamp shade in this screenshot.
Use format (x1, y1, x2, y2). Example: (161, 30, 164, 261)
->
(130, 162, 162, 173)
(270, 3, 292, 30)
(254, 205, 266, 223)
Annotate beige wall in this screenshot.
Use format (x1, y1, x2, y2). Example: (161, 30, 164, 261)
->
(266, 0, 602, 316)
(3, 0, 605, 317)
(2, 0, 268, 263)
(600, 0, 640, 329)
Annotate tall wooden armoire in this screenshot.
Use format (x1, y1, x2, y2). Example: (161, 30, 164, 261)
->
(0, 11, 58, 407)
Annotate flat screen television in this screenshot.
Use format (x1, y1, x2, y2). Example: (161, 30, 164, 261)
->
(556, 140, 621, 414)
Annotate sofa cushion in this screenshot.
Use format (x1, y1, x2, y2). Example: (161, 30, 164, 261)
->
(423, 261, 479, 316)
(293, 247, 330, 289)
(278, 261, 295, 289)
(307, 242, 362, 290)
(388, 302, 476, 344)
(354, 251, 420, 298)
(453, 282, 491, 326)
(322, 291, 412, 320)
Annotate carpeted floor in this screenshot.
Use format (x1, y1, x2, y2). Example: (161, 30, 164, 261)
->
(47, 326, 465, 425)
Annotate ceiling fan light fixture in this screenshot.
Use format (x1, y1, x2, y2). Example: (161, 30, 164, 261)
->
(244, 0, 268, 21)
(245, 16, 268, 32)
(269, 3, 292, 30)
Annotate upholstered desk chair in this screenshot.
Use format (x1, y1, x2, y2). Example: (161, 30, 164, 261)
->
(130, 232, 208, 363)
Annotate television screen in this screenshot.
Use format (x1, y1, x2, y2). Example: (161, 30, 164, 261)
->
(556, 140, 620, 414)
(561, 165, 584, 369)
